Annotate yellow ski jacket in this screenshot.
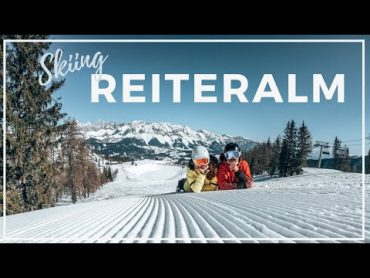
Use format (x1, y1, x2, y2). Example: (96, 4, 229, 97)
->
(183, 168, 218, 193)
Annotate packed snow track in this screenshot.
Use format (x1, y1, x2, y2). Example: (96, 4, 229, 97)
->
(1, 161, 369, 243)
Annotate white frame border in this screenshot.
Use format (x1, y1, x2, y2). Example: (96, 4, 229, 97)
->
(1, 38, 366, 242)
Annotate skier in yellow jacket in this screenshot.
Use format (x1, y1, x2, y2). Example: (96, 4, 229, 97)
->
(182, 146, 218, 193)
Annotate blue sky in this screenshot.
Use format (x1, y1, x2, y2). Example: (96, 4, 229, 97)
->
(45, 35, 369, 156)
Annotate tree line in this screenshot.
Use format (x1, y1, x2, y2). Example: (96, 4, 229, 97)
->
(244, 120, 313, 177)
(244, 120, 370, 176)
(0, 35, 117, 215)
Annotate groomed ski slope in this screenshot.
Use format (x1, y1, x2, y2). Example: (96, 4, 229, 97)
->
(1, 160, 369, 243)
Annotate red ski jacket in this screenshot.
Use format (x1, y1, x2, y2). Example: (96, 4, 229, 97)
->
(217, 159, 253, 190)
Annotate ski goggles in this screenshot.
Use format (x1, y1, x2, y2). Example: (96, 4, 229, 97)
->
(193, 157, 209, 166)
(225, 150, 241, 160)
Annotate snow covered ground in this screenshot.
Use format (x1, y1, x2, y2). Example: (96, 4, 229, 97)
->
(86, 160, 185, 200)
(1, 160, 369, 243)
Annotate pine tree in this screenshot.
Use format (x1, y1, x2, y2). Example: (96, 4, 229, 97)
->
(332, 137, 341, 170)
(266, 137, 271, 148)
(296, 121, 312, 174)
(279, 139, 289, 177)
(269, 136, 281, 176)
(332, 137, 351, 172)
(4, 35, 66, 213)
(279, 121, 298, 177)
(263, 137, 273, 173)
(2, 36, 108, 212)
(340, 145, 351, 172)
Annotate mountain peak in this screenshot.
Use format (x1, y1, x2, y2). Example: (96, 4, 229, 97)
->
(80, 121, 257, 161)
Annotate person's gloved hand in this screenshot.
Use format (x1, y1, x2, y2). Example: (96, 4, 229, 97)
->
(196, 165, 209, 175)
(229, 163, 239, 172)
(235, 170, 247, 189)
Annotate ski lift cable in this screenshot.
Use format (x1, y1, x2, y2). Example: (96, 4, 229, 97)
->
(341, 139, 363, 142)
(345, 143, 369, 146)
(342, 137, 370, 142)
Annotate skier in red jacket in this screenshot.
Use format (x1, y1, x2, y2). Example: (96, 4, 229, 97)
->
(217, 143, 253, 190)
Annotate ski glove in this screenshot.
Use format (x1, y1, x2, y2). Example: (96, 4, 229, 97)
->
(235, 170, 247, 189)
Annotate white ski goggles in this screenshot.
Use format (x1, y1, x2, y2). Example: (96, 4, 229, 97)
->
(225, 150, 241, 160)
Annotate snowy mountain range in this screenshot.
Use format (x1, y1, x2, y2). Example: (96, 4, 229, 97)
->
(79, 120, 257, 161)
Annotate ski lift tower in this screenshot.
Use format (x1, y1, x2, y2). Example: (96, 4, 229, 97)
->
(314, 141, 330, 168)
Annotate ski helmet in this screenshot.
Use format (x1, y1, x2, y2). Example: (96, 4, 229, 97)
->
(191, 145, 210, 161)
(224, 142, 241, 153)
